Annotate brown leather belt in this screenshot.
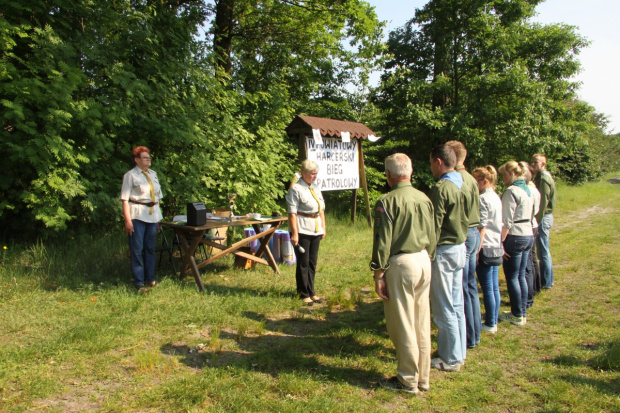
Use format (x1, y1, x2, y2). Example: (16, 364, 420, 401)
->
(297, 212, 318, 218)
(129, 200, 158, 207)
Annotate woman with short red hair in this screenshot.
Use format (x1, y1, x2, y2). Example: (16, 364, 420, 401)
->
(120, 146, 164, 292)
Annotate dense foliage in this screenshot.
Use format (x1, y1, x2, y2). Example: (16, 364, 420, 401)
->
(0, 0, 383, 239)
(1, 0, 617, 241)
(369, 0, 610, 189)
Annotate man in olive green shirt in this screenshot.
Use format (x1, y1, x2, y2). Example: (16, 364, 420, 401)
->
(446, 140, 481, 350)
(428, 144, 468, 372)
(370, 153, 435, 394)
(531, 154, 557, 289)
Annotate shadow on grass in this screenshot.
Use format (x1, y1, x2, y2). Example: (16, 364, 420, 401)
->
(161, 300, 392, 390)
(543, 339, 620, 396)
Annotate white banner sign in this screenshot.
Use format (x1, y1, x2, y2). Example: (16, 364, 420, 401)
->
(305, 136, 359, 191)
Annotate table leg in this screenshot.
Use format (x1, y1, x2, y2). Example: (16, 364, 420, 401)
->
(176, 230, 207, 292)
(253, 223, 281, 275)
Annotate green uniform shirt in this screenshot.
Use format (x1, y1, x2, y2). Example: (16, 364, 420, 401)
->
(456, 166, 481, 228)
(429, 174, 468, 247)
(370, 181, 436, 271)
(533, 170, 556, 223)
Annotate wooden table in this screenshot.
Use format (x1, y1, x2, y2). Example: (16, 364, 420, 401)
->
(161, 216, 288, 292)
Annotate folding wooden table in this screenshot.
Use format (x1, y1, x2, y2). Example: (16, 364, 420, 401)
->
(161, 216, 288, 292)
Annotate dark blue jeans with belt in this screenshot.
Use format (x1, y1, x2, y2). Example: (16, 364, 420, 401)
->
(502, 234, 534, 318)
(129, 219, 158, 287)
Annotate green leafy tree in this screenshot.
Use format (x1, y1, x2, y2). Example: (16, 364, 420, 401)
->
(371, 0, 606, 186)
(1, 0, 385, 239)
(209, 0, 385, 118)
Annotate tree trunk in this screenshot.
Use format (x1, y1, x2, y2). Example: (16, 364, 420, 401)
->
(213, 0, 235, 74)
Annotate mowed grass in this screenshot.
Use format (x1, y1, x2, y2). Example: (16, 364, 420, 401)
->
(1, 175, 619, 412)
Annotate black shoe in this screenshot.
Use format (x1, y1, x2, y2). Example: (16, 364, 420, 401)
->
(311, 297, 324, 304)
(379, 376, 418, 394)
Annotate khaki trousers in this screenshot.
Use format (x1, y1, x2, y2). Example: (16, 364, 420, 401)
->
(384, 250, 432, 389)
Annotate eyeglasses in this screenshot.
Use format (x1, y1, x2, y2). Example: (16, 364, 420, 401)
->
(140, 156, 152, 160)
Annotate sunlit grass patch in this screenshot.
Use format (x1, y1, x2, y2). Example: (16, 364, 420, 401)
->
(0, 174, 619, 412)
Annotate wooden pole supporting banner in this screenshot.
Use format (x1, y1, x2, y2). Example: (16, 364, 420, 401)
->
(350, 189, 357, 223)
(357, 138, 372, 226)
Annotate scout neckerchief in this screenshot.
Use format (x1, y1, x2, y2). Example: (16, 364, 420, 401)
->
(308, 186, 321, 233)
(510, 179, 531, 197)
(142, 170, 156, 215)
(439, 171, 463, 190)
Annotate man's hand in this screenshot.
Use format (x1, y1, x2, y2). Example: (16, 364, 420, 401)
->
(375, 278, 389, 301)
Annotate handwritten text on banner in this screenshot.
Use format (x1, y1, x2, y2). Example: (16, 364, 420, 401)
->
(306, 137, 359, 191)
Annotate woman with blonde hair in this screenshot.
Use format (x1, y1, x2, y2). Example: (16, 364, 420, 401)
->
(520, 161, 541, 308)
(472, 165, 503, 333)
(286, 159, 326, 306)
(498, 161, 534, 326)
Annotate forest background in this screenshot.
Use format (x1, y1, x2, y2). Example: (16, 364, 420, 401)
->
(2, 0, 620, 241)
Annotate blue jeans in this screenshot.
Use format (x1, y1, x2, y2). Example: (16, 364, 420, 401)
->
(129, 220, 158, 287)
(463, 228, 481, 348)
(476, 264, 500, 327)
(430, 243, 466, 365)
(502, 235, 534, 317)
(537, 214, 554, 288)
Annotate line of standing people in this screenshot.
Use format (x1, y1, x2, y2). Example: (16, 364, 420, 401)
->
(370, 146, 556, 394)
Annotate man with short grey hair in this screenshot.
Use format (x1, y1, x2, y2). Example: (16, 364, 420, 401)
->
(371, 153, 436, 394)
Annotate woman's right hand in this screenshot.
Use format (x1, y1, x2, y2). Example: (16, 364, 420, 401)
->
(125, 220, 134, 235)
(290, 233, 298, 246)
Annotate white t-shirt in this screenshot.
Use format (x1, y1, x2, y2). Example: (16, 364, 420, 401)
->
(479, 188, 503, 249)
(501, 185, 534, 236)
(528, 182, 541, 229)
(120, 166, 163, 223)
(285, 179, 325, 236)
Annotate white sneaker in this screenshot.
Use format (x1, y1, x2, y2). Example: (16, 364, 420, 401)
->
(482, 324, 498, 334)
(431, 357, 461, 372)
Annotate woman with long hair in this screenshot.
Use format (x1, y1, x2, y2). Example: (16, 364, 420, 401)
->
(498, 161, 534, 326)
(472, 165, 503, 333)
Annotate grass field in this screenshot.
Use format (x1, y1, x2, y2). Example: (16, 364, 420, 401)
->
(1, 175, 619, 412)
